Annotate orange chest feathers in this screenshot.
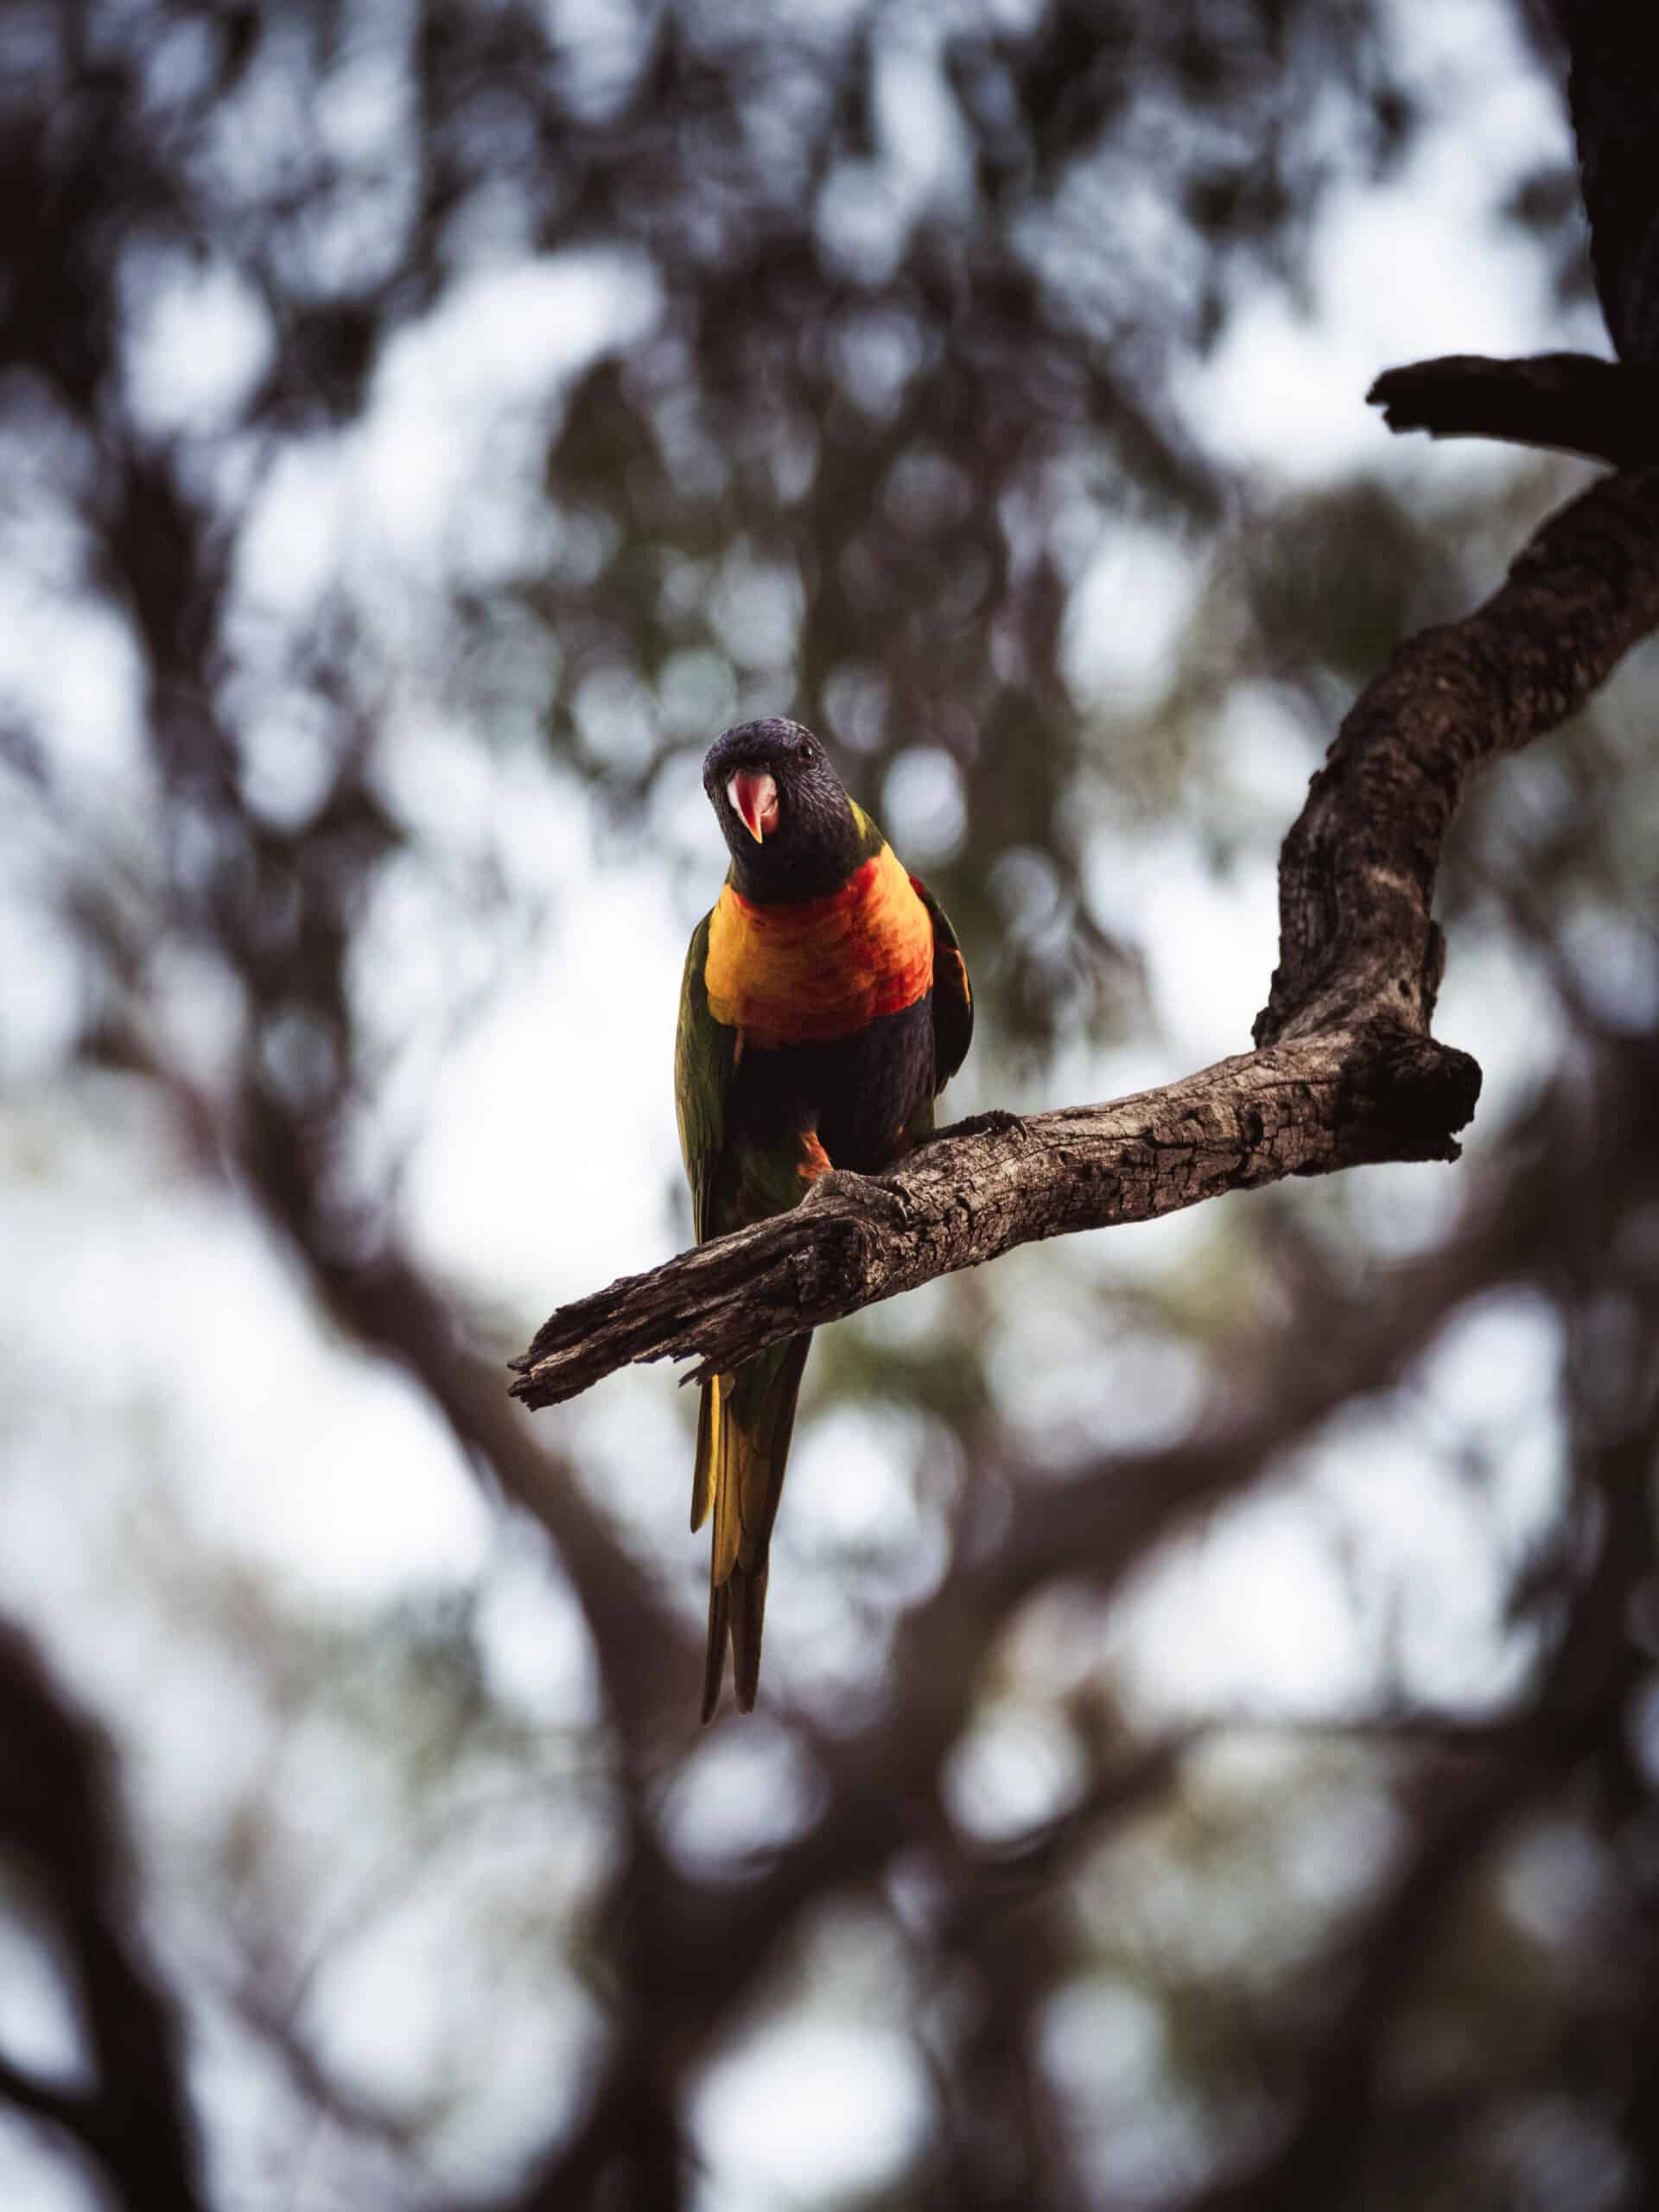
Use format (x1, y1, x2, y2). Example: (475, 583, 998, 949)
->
(703, 844, 934, 1048)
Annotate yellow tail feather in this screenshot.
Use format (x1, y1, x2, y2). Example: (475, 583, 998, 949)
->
(694, 1336, 812, 1722)
(690, 1373, 719, 1533)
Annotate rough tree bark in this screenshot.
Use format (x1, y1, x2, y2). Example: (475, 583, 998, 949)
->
(511, 463, 1659, 1410)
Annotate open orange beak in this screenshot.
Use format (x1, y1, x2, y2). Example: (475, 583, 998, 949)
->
(727, 770, 779, 842)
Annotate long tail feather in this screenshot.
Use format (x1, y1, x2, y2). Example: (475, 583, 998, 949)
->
(700, 1578, 731, 1725)
(690, 1374, 718, 1533)
(710, 1387, 742, 1585)
(696, 1333, 812, 1721)
(730, 1560, 769, 1713)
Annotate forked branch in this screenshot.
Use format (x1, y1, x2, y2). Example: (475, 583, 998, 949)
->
(511, 465, 1659, 1412)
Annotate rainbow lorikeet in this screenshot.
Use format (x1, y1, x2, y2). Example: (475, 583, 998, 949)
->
(676, 719, 973, 1721)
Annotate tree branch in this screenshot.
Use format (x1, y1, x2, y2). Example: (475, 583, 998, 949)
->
(511, 465, 1659, 1409)
(1256, 460, 1659, 1039)
(512, 1035, 1478, 1408)
(1368, 353, 1659, 464)
(0, 1626, 205, 2212)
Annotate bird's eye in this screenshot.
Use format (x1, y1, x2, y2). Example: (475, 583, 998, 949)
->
(799, 741, 817, 765)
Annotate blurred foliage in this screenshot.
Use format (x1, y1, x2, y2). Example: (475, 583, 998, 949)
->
(3, 1, 1659, 2210)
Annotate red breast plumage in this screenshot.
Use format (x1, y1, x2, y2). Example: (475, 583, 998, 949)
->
(702, 842, 933, 1046)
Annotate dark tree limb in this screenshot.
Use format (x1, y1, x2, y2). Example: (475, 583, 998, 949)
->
(0, 1627, 206, 2212)
(512, 465, 1659, 1408)
(1554, 0, 1659, 364)
(1368, 353, 1659, 464)
(1367, 1, 1659, 463)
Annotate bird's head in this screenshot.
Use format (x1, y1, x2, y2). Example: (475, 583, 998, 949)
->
(702, 719, 864, 902)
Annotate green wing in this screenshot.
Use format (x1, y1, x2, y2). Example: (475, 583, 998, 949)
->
(675, 907, 815, 1719)
(675, 911, 737, 1243)
(911, 874, 974, 1090)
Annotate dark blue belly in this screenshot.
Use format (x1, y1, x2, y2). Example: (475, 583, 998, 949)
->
(729, 993, 936, 1171)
